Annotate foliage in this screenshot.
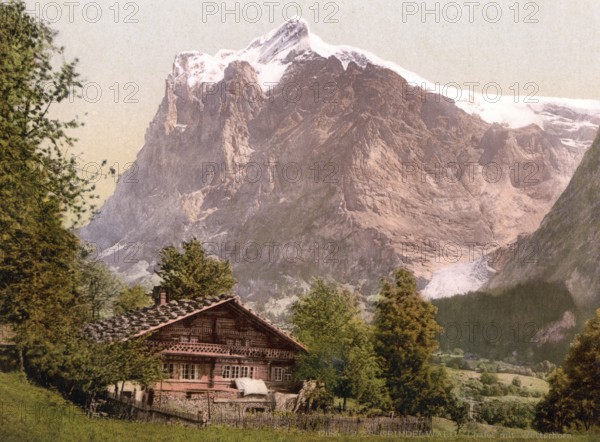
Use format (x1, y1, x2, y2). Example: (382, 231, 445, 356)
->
(302, 382, 335, 412)
(156, 239, 236, 300)
(0, 0, 95, 374)
(373, 268, 445, 416)
(77, 246, 125, 319)
(291, 279, 390, 410)
(533, 309, 600, 433)
(446, 395, 470, 434)
(480, 371, 499, 386)
(71, 338, 164, 403)
(113, 285, 152, 315)
(478, 400, 535, 429)
(0, 1, 161, 407)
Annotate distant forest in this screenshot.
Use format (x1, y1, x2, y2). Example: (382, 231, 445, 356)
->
(433, 282, 580, 364)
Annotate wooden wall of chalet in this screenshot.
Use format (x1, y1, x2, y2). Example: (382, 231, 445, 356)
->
(147, 302, 301, 394)
(149, 303, 297, 352)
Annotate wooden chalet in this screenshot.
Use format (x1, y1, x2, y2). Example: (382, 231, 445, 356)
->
(0, 324, 17, 371)
(0, 324, 15, 347)
(86, 289, 307, 414)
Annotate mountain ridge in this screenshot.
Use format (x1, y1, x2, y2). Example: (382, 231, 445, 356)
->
(81, 20, 600, 304)
(487, 129, 600, 309)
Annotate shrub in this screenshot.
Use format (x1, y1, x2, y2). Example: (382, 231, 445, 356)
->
(478, 400, 535, 429)
(480, 371, 499, 385)
(446, 358, 462, 369)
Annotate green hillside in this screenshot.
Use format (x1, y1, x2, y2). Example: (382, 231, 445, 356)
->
(0, 371, 584, 442)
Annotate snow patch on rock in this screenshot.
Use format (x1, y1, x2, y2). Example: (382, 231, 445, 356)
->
(423, 259, 496, 300)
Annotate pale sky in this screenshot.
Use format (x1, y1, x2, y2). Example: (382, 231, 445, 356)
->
(25, 0, 600, 201)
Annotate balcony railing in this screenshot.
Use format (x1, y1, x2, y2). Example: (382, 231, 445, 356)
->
(161, 326, 213, 335)
(147, 340, 296, 360)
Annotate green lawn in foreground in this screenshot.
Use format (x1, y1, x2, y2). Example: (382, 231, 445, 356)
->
(0, 371, 593, 442)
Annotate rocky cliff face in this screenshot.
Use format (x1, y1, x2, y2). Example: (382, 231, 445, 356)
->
(487, 129, 600, 309)
(81, 19, 600, 304)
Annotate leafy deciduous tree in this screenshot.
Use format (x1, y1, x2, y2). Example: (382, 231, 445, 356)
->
(0, 2, 160, 406)
(77, 246, 124, 319)
(447, 395, 470, 435)
(291, 278, 390, 411)
(113, 285, 152, 315)
(0, 0, 94, 372)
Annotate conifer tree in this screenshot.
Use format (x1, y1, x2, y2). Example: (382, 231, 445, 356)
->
(157, 239, 236, 300)
(534, 309, 600, 432)
(373, 268, 444, 415)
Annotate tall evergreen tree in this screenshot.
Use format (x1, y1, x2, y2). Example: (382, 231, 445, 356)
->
(373, 268, 444, 415)
(156, 239, 236, 300)
(534, 309, 600, 432)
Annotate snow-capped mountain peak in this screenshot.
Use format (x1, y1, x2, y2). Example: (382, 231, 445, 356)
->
(170, 19, 600, 149)
(244, 17, 311, 63)
(170, 18, 429, 91)
(170, 18, 356, 90)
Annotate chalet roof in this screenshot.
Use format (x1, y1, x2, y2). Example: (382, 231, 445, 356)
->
(85, 294, 306, 352)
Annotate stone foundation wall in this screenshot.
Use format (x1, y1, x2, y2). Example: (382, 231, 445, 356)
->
(156, 391, 275, 419)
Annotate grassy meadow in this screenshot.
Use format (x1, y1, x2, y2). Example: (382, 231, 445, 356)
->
(1, 371, 596, 442)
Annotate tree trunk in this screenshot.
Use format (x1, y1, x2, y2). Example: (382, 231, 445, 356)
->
(17, 347, 24, 372)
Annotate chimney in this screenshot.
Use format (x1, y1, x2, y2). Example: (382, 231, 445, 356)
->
(153, 286, 169, 306)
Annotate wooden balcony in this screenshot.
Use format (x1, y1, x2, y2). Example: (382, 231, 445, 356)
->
(162, 326, 213, 335)
(147, 340, 296, 361)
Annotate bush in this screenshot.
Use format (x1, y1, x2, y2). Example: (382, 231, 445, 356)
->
(478, 400, 535, 429)
(459, 359, 471, 370)
(446, 358, 462, 369)
(452, 348, 465, 356)
(518, 388, 531, 398)
(480, 371, 499, 385)
(511, 376, 522, 387)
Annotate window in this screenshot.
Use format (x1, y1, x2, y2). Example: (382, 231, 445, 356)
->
(240, 366, 254, 378)
(179, 336, 189, 343)
(222, 365, 255, 379)
(163, 363, 175, 379)
(190, 336, 199, 343)
(181, 364, 201, 380)
(273, 367, 292, 382)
